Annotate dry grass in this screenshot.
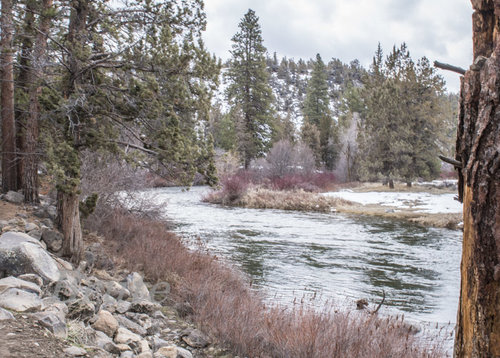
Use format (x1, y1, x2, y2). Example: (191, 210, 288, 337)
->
(93, 209, 446, 358)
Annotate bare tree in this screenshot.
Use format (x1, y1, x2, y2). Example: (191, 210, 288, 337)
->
(453, 1, 500, 357)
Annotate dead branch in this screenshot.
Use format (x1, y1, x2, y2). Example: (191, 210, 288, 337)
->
(439, 155, 462, 168)
(371, 290, 385, 314)
(433, 61, 466, 75)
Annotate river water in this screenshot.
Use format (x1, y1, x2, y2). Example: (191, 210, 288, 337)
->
(146, 186, 462, 331)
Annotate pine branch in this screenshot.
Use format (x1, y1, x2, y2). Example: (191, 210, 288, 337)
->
(439, 155, 462, 168)
(433, 61, 466, 75)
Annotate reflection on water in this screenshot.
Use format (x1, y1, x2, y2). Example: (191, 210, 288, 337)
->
(145, 186, 462, 328)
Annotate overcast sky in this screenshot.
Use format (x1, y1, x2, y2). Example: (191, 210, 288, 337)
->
(202, 0, 473, 93)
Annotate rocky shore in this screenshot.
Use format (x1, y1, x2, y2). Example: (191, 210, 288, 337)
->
(0, 192, 231, 358)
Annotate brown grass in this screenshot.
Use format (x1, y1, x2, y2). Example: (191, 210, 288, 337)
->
(94, 209, 445, 358)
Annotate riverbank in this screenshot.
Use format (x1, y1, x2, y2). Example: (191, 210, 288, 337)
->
(0, 192, 446, 357)
(204, 182, 463, 229)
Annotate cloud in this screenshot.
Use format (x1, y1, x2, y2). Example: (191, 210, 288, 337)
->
(203, 0, 473, 92)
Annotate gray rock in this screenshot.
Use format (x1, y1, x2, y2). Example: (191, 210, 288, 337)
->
(106, 281, 130, 301)
(116, 300, 131, 314)
(50, 279, 80, 300)
(41, 229, 63, 252)
(181, 328, 210, 348)
(0, 220, 8, 230)
(0, 231, 60, 283)
(43, 301, 68, 322)
(0, 276, 42, 295)
(17, 273, 43, 287)
(0, 288, 42, 312)
(155, 346, 193, 358)
(114, 327, 142, 345)
(120, 351, 135, 358)
(152, 336, 169, 351)
(114, 314, 147, 336)
(152, 310, 166, 320)
(67, 297, 96, 321)
(25, 222, 38, 232)
(34, 206, 57, 220)
(130, 299, 161, 314)
(32, 311, 67, 338)
(100, 294, 117, 313)
(137, 353, 153, 358)
(63, 346, 87, 356)
(0, 307, 15, 320)
(4, 191, 24, 204)
(126, 272, 149, 299)
(103, 341, 122, 355)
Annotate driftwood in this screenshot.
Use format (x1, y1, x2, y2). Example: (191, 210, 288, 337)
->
(433, 61, 466, 75)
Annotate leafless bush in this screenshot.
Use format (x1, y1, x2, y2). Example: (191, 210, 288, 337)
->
(266, 140, 315, 177)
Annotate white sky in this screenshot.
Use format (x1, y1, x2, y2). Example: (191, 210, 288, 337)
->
(202, 0, 473, 93)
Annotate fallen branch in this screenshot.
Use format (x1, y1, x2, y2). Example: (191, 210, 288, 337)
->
(439, 155, 462, 168)
(433, 61, 466, 75)
(371, 290, 385, 315)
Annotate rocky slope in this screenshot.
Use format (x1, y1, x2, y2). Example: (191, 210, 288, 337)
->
(0, 192, 232, 358)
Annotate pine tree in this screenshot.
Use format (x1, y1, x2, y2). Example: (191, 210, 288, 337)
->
(302, 54, 337, 169)
(226, 9, 275, 169)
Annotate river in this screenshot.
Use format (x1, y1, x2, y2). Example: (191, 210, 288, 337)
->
(145, 186, 461, 333)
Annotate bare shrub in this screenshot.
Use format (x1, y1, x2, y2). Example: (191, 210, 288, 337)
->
(266, 140, 316, 177)
(97, 210, 446, 358)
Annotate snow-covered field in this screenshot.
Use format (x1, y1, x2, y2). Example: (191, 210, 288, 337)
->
(323, 190, 463, 214)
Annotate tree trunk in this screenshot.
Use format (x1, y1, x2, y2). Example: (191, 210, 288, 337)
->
(454, 1, 500, 357)
(23, 0, 53, 203)
(406, 181, 412, 187)
(388, 179, 394, 189)
(1, 0, 17, 192)
(57, 190, 82, 264)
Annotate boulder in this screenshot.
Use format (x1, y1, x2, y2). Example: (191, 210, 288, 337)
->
(114, 314, 147, 336)
(126, 272, 150, 299)
(0, 231, 60, 283)
(100, 293, 118, 313)
(120, 351, 135, 358)
(0, 276, 42, 295)
(49, 279, 80, 300)
(92, 310, 119, 338)
(25, 222, 38, 232)
(32, 311, 67, 338)
(152, 336, 169, 351)
(67, 297, 95, 321)
(181, 328, 210, 348)
(106, 281, 130, 301)
(116, 300, 131, 314)
(4, 191, 24, 204)
(17, 273, 43, 287)
(0, 288, 41, 312)
(129, 299, 161, 314)
(63, 346, 87, 357)
(41, 229, 63, 252)
(114, 327, 142, 345)
(155, 346, 193, 358)
(0, 307, 15, 320)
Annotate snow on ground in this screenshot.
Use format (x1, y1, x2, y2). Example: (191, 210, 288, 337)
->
(323, 190, 463, 214)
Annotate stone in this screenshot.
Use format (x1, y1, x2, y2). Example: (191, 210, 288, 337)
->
(114, 314, 147, 336)
(137, 353, 153, 358)
(155, 346, 193, 358)
(102, 341, 122, 355)
(43, 301, 68, 322)
(100, 294, 118, 313)
(0, 276, 42, 295)
(67, 297, 95, 321)
(95, 330, 113, 348)
(50, 279, 80, 300)
(32, 311, 67, 338)
(126, 272, 150, 299)
(41, 229, 63, 252)
(92, 310, 119, 338)
(116, 344, 132, 352)
(181, 329, 210, 348)
(139, 339, 151, 354)
(63, 346, 87, 356)
(152, 336, 169, 351)
(129, 299, 161, 314)
(0, 288, 42, 312)
(116, 301, 131, 314)
(0, 231, 60, 283)
(4, 191, 24, 204)
(114, 327, 142, 345)
(120, 351, 135, 358)
(0, 307, 15, 320)
(106, 281, 130, 301)
(25, 222, 38, 232)
(17, 273, 43, 287)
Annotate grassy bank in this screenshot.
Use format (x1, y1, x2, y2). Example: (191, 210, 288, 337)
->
(93, 209, 445, 357)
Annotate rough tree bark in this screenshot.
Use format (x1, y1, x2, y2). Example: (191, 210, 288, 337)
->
(454, 1, 500, 357)
(1, 0, 17, 192)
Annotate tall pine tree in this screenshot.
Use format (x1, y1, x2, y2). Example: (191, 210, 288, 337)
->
(225, 9, 274, 169)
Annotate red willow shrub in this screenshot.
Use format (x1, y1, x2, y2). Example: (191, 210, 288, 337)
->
(95, 210, 446, 358)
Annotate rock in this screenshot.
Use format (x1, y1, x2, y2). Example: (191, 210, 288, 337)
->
(126, 272, 150, 299)
(116, 344, 132, 352)
(114, 314, 147, 336)
(41, 229, 63, 252)
(92, 310, 119, 338)
(4, 191, 24, 204)
(0, 276, 42, 295)
(67, 297, 95, 321)
(152, 336, 169, 351)
(181, 329, 210, 348)
(120, 351, 135, 358)
(34, 206, 57, 220)
(100, 294, 117, 313)
(174, 301, 193, 318)
(50, 279, 80, 300)
(137, 353, 153, 358)
(139, 339, 151, 353)
(155, 346, 193, 358)
(0, 307, 15, 320)
(0, 288, 42, 312)
(43, 300, 68, 322)
(114, 327, 142, 345)
(0, 220, 8, 230)
(106, 281, 130, 301)
(94, 330, 113, 347)
(17, 273, 43, 287)
(103, 342, 122, 355)
(63, 346, 87, 356)
(0, 231, 60, 283)
(129, 299, 161, 314)
(116, 300, 131, 314)
(25, 222, 38, 232)
(32, 311, 67, 338)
